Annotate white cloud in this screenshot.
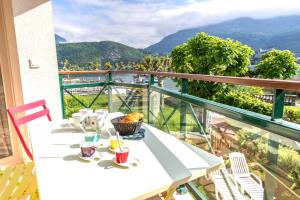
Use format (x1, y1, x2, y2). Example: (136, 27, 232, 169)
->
(53, 0, 300, 48)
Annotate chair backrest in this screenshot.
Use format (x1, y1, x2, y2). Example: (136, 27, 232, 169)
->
(7, 100, 52, 160)
(0, 162, 38, 199)
(229, 152, 250, 177)
(210, 157, 229, 179)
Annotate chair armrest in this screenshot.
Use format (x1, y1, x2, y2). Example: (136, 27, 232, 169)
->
(227, 174, 238, 187)
(250, 173, 262, 186)
(226, 168, 232, 174)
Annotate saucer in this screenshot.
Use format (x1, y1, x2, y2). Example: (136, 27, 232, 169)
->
(112, 157, 140, 168)
(78, 152, 102, 162)
(122, 128, 145, 140)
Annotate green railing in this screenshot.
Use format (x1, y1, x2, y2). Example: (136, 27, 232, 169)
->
(59, 70, 300, 200)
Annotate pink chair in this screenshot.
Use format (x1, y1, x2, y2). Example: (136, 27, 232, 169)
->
(7, 100, 52, 160)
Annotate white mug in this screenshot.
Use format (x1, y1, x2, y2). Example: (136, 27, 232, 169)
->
(97, 110, 109, 128)
(95, 109, 108, 117)
(72, 112, 83, 129)
(79, 108, 93, 116)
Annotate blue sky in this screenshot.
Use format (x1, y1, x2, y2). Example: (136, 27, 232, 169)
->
(52, 0, 300, 48)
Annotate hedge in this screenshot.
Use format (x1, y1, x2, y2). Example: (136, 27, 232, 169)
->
(216, 91, 300, 124)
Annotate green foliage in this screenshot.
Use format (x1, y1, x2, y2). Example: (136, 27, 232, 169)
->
(217, 91, 273, 116)
(87, 60, 100, 70)
(171, 32, 254, 99)
(61, 58, 99, 71)
(231, 86, 264, 95)
(139, 56, 172, 72)
(153, 106, 197, 132)
(172, 32, 254, 75)
(236, 129, 300, 188)
(255, 49, 299, 79)
(135, 63, 146, 71)
(56, 41, 145, 68)
(64, 94, 108, 118)
(278, 146, 300, 171)
(216, 91, 300, 124)
(236, 129, 268, 159)
(104, 62, 112, 70)
(284, 106, 300, 124)
(278, 146, 300, 189)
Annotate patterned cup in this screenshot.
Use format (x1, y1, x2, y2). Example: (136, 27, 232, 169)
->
(88, 113, 99, 131)
(80, 142, 95, 157)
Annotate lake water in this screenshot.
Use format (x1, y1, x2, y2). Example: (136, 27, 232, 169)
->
(69, 74, 179, 91)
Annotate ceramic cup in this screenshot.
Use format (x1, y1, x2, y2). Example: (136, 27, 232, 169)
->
(115, 147, 129, 163)
(95, 109, 108, 125)
(84, 132, 100, 142)
(72, 112, 83, 129)
(80, 142, 95, 157)
(88, 113, 99, 131)
(95, 109, 108, 117)
(109, 136, 123, 150)
(79, 108, 93, 116)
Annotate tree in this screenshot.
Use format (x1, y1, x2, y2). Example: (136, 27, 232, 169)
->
(133, 56, 172, 108)
(140, 55, 171, 72)
(135, 63, 146, 71)
(138, 55, 172, 86)
(115, 62, 126, 70)
(255, 49, 299, 79)
(62, 59, 71, 70)
(104, 62, 112, 70)
(87, 59, 100, 70)
(171, 32, 254, 99)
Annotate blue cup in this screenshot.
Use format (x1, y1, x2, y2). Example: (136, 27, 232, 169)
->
(84, 133, 100, 142)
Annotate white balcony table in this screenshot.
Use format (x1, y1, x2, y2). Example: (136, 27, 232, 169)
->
(28, 113, 222, 200)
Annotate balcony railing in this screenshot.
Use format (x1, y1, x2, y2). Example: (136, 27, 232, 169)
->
(59, 70, 300, 200)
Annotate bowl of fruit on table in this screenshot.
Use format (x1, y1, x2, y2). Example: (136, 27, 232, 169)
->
(111, 112, 144, 136)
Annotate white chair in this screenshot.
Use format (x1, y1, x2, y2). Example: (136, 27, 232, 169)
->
(210, 159, 245, 200)
(229, 152, 264, 200)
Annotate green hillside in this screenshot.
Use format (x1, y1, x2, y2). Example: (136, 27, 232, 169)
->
(56, 41, 145, 67)
(146, 15, 300, 54)
(56, 15, 300, 67)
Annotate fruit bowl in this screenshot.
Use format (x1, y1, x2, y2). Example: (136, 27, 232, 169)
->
(111, 116, 143, 136)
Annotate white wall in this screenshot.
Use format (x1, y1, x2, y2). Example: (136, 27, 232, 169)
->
(12, 0, 62, 120)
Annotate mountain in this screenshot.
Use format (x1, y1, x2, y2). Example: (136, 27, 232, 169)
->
(56, 41, 145, 67)
(55, 34, 67, 44)
(146, 15, 300, 54)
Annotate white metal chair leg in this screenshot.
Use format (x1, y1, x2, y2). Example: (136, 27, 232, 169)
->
(215, 187, 220, 200)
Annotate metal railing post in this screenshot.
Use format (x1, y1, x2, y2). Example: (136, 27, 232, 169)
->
(108, 72, 113, 113)
(268, 89, 285, 165)
(203, 108, 208, 132)
(180, 78, 188, 134)
(271, 89, 285, 121)
(59, 73, 66, 119)
(148, 74, 155, 125)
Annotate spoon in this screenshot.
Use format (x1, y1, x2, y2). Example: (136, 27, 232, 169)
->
(115, 131, 123, 152)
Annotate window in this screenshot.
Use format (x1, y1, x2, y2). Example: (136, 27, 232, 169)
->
(0, 68, 12, 159)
